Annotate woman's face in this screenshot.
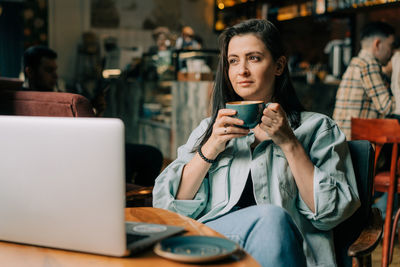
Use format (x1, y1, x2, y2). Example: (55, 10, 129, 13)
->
(227, 33, 278, 102)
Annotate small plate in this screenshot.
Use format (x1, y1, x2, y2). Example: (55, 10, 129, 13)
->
(154, 235, 239, 263)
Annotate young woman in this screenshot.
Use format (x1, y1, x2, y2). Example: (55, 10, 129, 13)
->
(153, 19, 360, 267)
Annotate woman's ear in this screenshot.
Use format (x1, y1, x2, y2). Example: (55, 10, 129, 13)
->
(275, 56, 286, 76)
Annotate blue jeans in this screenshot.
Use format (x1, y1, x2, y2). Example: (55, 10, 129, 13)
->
(373, 192, 399, 220)
(205, 204, 306, 267)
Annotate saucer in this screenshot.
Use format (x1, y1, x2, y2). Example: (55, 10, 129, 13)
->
(154, 235, 239, 263)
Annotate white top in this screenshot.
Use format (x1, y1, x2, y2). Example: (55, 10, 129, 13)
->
(391, 51, 400, 114)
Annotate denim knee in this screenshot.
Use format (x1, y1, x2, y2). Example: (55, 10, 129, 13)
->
(244, 204, 302, 240)
(255, 205, 297, 229)
(243, 205, 306, 267)
(250, 204, 290, 220)
(205, 205, 306, 267)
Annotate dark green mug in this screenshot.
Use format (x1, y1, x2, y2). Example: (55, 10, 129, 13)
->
(226, 101, 270, 129)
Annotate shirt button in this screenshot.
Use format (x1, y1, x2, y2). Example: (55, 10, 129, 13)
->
(262, 196, 267, 200)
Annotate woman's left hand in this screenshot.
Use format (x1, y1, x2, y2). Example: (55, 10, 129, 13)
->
(258, 103, 315, 212)
(257, 103, 297, 148)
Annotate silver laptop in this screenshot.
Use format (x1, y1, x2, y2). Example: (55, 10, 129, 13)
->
(0, 116, 183, 256)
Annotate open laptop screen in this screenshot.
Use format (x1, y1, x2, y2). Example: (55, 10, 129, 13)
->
(0, 116, 127, 256)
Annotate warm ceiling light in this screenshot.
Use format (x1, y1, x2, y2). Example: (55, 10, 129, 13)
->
(215, 19, 225, 31)
(102, 69, 121, 79)
(225, 0, 235, 7)
(218, 3, 224, 9)
(138, 189, 152, 195)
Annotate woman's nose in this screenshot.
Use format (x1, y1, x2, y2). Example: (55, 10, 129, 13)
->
(238, 62, 250, 76)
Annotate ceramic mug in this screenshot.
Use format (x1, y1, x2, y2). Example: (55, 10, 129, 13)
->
(225, 101, 270, 129)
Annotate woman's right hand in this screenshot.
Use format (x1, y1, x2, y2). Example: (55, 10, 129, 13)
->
(177, 109, 249, 200)
(201, 109, 250, 160)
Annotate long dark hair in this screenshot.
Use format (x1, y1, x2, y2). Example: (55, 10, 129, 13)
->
(196, 19, 304, 150)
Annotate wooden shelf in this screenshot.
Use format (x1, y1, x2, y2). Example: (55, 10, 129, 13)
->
(214, 0, 400, 30)
(177, 72, 213, 81)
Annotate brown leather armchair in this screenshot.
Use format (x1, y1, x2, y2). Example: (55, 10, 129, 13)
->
(0, 90, 95, 117)
(0, 77, 23, 91)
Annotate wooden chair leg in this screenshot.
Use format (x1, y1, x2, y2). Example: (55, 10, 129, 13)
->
(382, 199, 394, 266)
(382, 144, 399, 267)
(390, 208, 400, 263)
(352, 255, 371, 267)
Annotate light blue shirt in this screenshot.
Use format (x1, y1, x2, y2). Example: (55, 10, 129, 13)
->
(153, 111, 360, 266)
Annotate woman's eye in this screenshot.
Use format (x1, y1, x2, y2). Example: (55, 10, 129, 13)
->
(249, 55, 260, 61)
(228, 58, 238, 64)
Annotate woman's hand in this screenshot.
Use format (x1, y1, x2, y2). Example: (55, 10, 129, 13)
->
(201, 109, 250, 159)
(257, 103, 297, 150)
(177, 108, 249, 200)
(257, 103, 316, 212)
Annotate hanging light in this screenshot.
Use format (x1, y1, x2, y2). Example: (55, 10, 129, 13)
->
(217, 0, 225, 10)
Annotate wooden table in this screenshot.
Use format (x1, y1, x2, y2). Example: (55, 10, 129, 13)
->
(0, 207, 260, 267)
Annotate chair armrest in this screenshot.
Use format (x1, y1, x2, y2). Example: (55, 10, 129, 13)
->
(348, 207, 383, 257)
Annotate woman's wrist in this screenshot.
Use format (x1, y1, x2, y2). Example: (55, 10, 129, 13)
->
(280, 138, 302, 155)
(197, 146, 217, 164)
(199, 142, 220, 162)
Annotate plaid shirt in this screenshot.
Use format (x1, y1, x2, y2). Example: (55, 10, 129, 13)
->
(333, 49, 394, 139)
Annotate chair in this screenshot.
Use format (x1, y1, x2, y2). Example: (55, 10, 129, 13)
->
(0, 90, 95, 117)
(351, 118, 400, 266)
(0, 77, 23, 91)
(334, 140, 383, 267)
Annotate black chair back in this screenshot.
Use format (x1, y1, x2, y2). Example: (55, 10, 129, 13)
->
(334, 140, 374, 267)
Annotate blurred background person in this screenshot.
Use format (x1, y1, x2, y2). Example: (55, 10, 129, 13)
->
(148, 26, 171, 53)
(23, 45, 58, 92)
(175, 26, 201, 50)
(333, 21, 396, 139)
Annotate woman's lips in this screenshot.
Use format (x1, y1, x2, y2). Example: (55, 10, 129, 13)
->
(238, 81, 253, 86)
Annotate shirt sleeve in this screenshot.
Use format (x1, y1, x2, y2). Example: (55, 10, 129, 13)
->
(297, 121, 361, 231)
(361, 60, 394, 115)
(152, 118, 211, 219)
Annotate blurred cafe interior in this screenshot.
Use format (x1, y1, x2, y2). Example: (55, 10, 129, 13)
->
(2, 0, 400, 265)
(1, 0, 400, 160)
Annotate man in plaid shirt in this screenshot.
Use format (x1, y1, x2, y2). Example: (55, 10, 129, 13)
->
(333, 21, 396, 139)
